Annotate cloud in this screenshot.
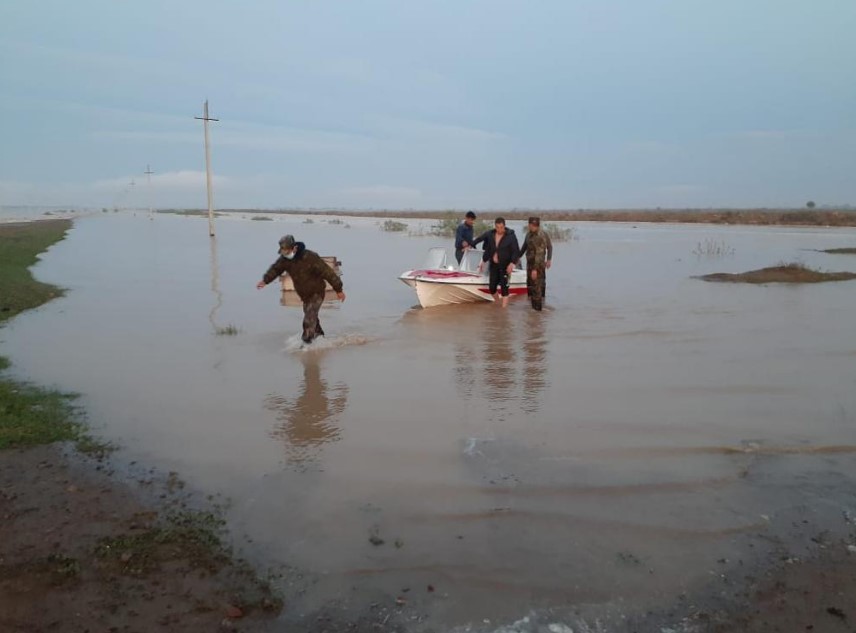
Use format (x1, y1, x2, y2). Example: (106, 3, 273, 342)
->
(93, 124, 380, 154)
(377, 117, 508, 143)
(734, 130, 793, 141)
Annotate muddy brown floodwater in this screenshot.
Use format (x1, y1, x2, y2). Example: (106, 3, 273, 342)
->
(4, 213, 856, 631)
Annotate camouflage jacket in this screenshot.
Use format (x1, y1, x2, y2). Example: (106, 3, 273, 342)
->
(262, 242, 343, 300)
(520, 230, 553, 268)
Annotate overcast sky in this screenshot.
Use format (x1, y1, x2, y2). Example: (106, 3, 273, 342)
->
(1, 1, 854, 210)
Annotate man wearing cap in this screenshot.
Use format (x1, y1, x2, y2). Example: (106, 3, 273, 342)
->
(518, 217, 553, 311)
(256, 235, 345, 344)
(454, 211, 486, 265)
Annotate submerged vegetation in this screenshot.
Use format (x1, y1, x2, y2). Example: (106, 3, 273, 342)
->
(698, 261, 856, 284)
(692, 239, 736, 257)
(251, 215, 273, 221)
(215, 323, 241, 336)
(821, 247, 856, 255)
(381, 219, 408, 232)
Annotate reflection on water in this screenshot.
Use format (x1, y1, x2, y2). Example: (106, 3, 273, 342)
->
(265, 355, 348, 466)
(522, 309, 549, 414)
(455, 308, 550, 417)
(483, 310, 516, 408)
(208, 235, 223, 332)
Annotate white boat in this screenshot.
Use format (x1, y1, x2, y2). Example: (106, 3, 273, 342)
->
(399, 248, 528, 308)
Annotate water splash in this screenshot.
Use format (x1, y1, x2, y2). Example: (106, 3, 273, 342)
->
(283, 332, 373, 353)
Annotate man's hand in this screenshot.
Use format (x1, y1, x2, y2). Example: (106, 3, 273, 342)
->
(337, 291, 346, 302)
(506, 263, 514, 274)
(462, 241, 469, 248)
(256, 281, 266, 290)
(546, 260, 552, 270)
(530, 269, 538, 280)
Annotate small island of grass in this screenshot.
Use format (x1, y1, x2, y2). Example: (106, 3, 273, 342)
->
(821, 247, 856, 255)
(697, 262, 856, 284)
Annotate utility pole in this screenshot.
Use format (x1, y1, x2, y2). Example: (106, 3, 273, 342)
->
(144, 164, 154, 215)
(194, 100, 219, 237)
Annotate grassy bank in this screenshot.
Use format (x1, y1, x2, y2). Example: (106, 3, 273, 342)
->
(0, 220, 70, 321)
(0, 221, 90, 450)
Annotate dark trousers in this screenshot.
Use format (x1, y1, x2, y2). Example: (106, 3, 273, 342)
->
(302, 294, 325, 343)
(527, 264, 547, 308)
(489, 262, 510, 297)
(455, 248, 465, 265)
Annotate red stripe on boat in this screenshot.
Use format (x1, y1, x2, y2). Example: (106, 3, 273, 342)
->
(409, 270, 480, 279)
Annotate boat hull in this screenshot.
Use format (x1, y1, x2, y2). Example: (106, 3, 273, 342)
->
(399, 269, 528, 308)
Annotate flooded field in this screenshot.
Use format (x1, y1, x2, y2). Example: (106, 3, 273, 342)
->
(4, 212, 856, 631)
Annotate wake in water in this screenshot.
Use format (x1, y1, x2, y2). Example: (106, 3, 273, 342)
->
(282, 332, 373, 353)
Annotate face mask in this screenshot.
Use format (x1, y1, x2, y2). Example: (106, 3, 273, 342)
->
(283, 251, 295, 260)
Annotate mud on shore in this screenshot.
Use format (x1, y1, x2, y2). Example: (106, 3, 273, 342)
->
(0, 444, 282, 632)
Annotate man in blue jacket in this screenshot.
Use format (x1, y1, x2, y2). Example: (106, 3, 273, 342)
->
(454, 211, 486, 264)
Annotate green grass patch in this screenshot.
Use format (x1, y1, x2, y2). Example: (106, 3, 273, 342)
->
(0, 356, 116, 454)
(0, 373, 82, 448)
(250, 216, 273, 221)
(0, 221, 70, 325)
(95, 510, 228, 575)
(822, 247, 856, 255)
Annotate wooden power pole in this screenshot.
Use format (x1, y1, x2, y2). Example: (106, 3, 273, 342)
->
(144, 164, 154, 215)
(195, 101, 219, 237)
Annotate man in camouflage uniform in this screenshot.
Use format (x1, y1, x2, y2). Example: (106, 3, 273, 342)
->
(256, 235, 345, 344)
(518, 217, 553, 311)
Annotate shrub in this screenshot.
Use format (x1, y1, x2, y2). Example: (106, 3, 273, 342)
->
(543, 223, 574, 242)
(431, 213, 491, 238)
(381, 220, 408, 232)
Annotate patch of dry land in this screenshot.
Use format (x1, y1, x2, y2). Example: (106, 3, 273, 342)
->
(698, 263, 856, 284)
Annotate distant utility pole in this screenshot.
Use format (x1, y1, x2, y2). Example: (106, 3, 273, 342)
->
(194, 100, 219, 237)
(144, 164, 154, 215)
